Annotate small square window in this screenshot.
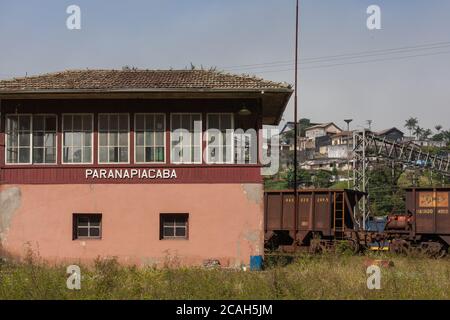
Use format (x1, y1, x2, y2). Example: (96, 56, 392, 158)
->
(160, 214, 188, 240)
(73, 214, 102, 240)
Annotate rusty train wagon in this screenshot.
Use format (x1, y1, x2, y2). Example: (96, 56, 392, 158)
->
(385, 187, 450, 256)
(264, 189, 365, 251)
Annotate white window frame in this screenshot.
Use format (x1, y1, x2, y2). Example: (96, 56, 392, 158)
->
(98, 113, 130, 164)
(5, 114, 33, 165)
(61, 113, 94, 165)
(170, 113, 202, 164)
(31, 114, 58, 165)
(206, 113, 234, 164)
(134, 113, 166, 164)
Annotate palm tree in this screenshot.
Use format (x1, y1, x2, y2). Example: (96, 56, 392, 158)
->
(405, 117, 418, 137)
(435, 125, 442, 133)
(413, 126, 423, 140)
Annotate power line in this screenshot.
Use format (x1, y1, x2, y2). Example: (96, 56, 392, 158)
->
(220, 40, 450, 72)
(241, 49, 450, 74)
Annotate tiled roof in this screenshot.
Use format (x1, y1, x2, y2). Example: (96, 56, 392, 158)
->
(0, 69, 292, 92)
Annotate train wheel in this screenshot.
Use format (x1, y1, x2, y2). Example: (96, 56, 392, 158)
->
(390, 239, 410, 255)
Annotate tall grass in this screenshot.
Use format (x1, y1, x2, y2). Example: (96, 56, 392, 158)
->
(0, 251, 448, 300)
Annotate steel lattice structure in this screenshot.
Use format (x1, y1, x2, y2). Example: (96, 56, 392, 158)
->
(352, 130, 450, 229)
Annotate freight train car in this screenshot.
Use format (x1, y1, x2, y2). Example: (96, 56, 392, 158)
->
(264, 189, 366, 252)
(383, 187, 450, 257)
(264, 187, 450, 257)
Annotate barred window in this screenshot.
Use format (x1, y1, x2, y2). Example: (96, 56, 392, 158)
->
(160, 214, 188, 240)
(73, 214, 102, 240)
(98, 114, 129, 163)
(5, 115, 32, 164)
(135, 114, 165, 163)
(62, 114, 93, 164)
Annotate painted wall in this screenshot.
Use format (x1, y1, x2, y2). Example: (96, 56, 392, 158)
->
(0, 183, 263, 267)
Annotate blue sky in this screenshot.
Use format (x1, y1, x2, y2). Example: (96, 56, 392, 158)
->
(1, 0, 449, 131)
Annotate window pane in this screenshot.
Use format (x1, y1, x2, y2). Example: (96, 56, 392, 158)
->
(33, 148, 44, 164)
(136, 132, 144, 146)
(155, 147, 164, 162)
(19, 133, 30, 146)
(45, 116, 57, 131)
(63, 115, 72, 131)
(109, 115, 118, 131)
(73, 147, 82, 163)
(7, 117, 18, 132)
(7, 148, 18, 163)
(90, 228, 100, 237)
(34, 132, 44, 147)
(82, 115, 92, 131)
(163, 227, 174, 237)
(45, 148, 56, 163)
(77, 228, 89, 237)
(84, 132, 92, 147)
(63, 132, 73, 146)
(63, 147, 72, 163)
(72, 132, 82, 147)
(99, 132, 108, 146)
(155, 115, 165, 131)
(83, 147, 92, 163)
(136, 147, 144, 162)
(19, 148, 30, 163)
(221, 114, 232, 129)
(77, 217, 88, 226)
(208, 115, 219, 129)
(109, 147, 118, 162)
(175, 227, 186, 237)
(99, 147, 108, 163)
(135, 115, 144, 131)
(99, 115, 108, 131)
(145, 147, 153, 162)
(19, 117, 31, 131)
(44, 133, 55, 147)
(119, 132, 128, 146)
(109, 132, 118, 146)
(145, 132, 153, 145)
(73, 116, 82, 131)
(155, 132, 164, 145)
(33, 116, 44, 131)
(119, 147, 128, 162)
(119, 114, 128, 131)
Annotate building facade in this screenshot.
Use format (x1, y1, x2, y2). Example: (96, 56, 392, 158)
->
(0, 70, 292, 267)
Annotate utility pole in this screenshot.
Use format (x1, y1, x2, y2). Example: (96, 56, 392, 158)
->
(293, 0, 299, 245)
(344, 119, 353, 188)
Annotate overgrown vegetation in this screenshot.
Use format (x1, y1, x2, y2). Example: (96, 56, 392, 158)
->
(0, 252, 448, 300)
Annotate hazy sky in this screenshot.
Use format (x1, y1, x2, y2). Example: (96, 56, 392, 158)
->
(0, 0, 449, 132)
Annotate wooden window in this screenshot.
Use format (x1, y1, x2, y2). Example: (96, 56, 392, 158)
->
(206, 113, 234, 164)
(98, 114, 129, 163)
(32, 115, 57, 164)
(5, 115, 32, 164)
(135, 113, 165, 163)
(160, 214, 188, 240)
(170, 113, 202, 164)
(73, 214, 102, 240)
(62, 114, 93, 164)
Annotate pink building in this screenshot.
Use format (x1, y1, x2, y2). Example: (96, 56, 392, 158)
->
(0, 70, 292, 267)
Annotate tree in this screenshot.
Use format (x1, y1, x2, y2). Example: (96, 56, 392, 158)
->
(421, 128, 432, 140)
(286, 167, 312, 188)
(413, 126, 424, 140)
(404, 117, 418, 137)
(435, 125, 442, 133)
(312, 170, 332, 188)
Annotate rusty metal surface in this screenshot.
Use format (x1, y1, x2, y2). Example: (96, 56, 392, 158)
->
(264, 189, 365, 244)
(405, 187, 450, 236)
